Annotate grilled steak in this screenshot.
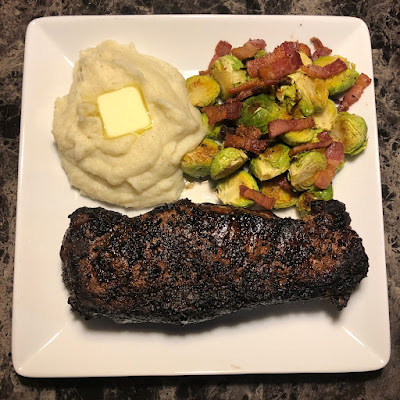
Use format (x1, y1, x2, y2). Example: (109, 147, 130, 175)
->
(61, 199, 368, 325)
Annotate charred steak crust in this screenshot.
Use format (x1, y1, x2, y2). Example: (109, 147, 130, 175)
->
(60, 199, 369, 325)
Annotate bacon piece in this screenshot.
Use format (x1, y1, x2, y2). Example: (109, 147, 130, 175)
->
(296, 42, 312, 58)
(227, 80, 278, 102)
(218, 125, 236, 141)
(200, 40, 232, 75)
(246, 41, 300, 78)
(259, 54, 302, 81)
(202, 102, 242, 125)
(300, 58, 347, 79)
(239, 185, 276, 210)
(337, 73, 372, 112)
(268, 117, 315, 138)
(315, 142, 345, 189)
(289, 135, 333, 157)
(228, 78, 276, 95)
(310, 37, 332, 61)
(236, 125, 263, 139)
(276, 174, 293, 192)
(224, 133, 268, 154)
(231, 39, 266, 60)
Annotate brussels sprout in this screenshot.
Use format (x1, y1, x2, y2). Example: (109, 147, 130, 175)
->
(238, 94, 288, 134)
(280, 128, 319, 147)
(290, 71, 329, 116)
(254, 49, 267, 58)
(260, 179, 298, 209)
(330, 112, 368, 155)
(296, 185, 333, 212)
(211, 55, 249, 99)
(313, 55, 359, 97)
(201, 113, 222, 140)
(288, 150, 327, 191)
(181, 138, 220, 179)
(276, 84, 298, 113)
(249, 143, 291, 181)
(210, 147, 248, 180)
(216, 170, 259, 207)
(186, 75, 221, 107)
(299, 52, 313, 66)
(313, 99, 338, 131)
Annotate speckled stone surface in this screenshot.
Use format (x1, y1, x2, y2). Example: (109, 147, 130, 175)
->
(1, 0, 399, 399)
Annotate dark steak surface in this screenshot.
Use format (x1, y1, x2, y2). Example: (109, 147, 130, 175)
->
(60, 199, 369, 324)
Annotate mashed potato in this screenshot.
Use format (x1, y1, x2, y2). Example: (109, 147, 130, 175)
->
(52, 40, 205, 208)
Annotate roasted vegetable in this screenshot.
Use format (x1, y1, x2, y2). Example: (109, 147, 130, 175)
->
(290, 71, 329, 117)
(210, 147, 248, 180)
(313, 99, 338, 131)
(201, 113, 222, 140)
(296, 185, 334, 212)
(288, 150, 327, 191)
(330, 112, 368, 155)
(281, 128, 319, 147)
(186, 75, 221, 107)
(238, 93, 287, 134)
(260, 179, 298, 209)
(313, 55, 359, 97)
(216, 170, 259, 207)
(250, 143, 291, 181)
(181, 138, 220, 179)
(211, 55, 248, 99)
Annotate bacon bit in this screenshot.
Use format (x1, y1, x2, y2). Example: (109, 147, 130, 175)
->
(310, 37, 332, 61)
(218, 125, 236, 141)
(259, 55, 302, 81)
(227, 79, 278, 102)
(224, 133, 268, 154)
(246, 41, 300, 78)
(317, 131, 332, 141)
(276, 174, 294, 192)
(289, 137, 333, 157)
(199, 40, 232, 75)
(296, 42, 312, 58)
(202, 102, 242, 125)
(239, 185, 276, 210)
(337, 73, 372, 112)
(231, 38, 266, 60)
(228, 78, 273, 95)
(236, 125, 263, 139)
(300, 58, 347, 79)
(315, 142, 345, 189)
(268, 117, 315, 138)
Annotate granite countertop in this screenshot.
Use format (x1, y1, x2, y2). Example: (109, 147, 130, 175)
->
(1, 0, 399, 399)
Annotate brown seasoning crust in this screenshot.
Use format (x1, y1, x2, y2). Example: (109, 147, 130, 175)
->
(61, 199, 369, 325)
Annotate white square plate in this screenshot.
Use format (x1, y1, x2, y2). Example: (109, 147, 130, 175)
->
(13, 15, 390, 377)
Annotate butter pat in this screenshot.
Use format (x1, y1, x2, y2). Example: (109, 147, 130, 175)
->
(97, 86, 151, 138)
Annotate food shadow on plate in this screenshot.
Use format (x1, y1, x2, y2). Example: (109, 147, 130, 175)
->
(79, 300, 342, 336)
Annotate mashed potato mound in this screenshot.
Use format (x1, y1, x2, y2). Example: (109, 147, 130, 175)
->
(52, 40, 205, 208)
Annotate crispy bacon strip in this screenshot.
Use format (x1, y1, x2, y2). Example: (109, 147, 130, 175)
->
(259, 54, 302, 81)
(239, 185, 276, 210)
(300, 58, 347, 79)
(218, 125, 236, 141)
(246, 41, 300, 78)
(268, 117, 315, 138)
(202, 102, 242, 125)
(310, 37, 332, 61)
(224, 133, 268, 154)
(289, 132, 333, 156)
(315, 142, 345, 189)
(235, 125, 263, 139)
(200, 40, 232, 75)
(296, 42, 312, 58)
(231, 39, 266, 60)
(276, 174, 293, 192)
(337, 73, 372, 112)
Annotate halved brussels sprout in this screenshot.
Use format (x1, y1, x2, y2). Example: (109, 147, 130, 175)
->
(288, 150, 327, 191)
(211, 55, 248, 99)
(280, 128, 319, 147)
(260, 179, 298, 209)
(330, 112, 368, 155)
(181, 138, 220, 179)
(249, 143, 291, 181)
(254, 49, 267, 58)
(313, 55, 359, 97)
(313, 99, 338, 131)
(216, 170, 259, 207)
(276, 84, 298, 113)
(290, 71, 329, 117)
(201, 113, 222, 140)
(186, 75, 221, 107)
(210, 147, 248, 180)
(296, 185, 334, 212)
(238, 93, 288, 134)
